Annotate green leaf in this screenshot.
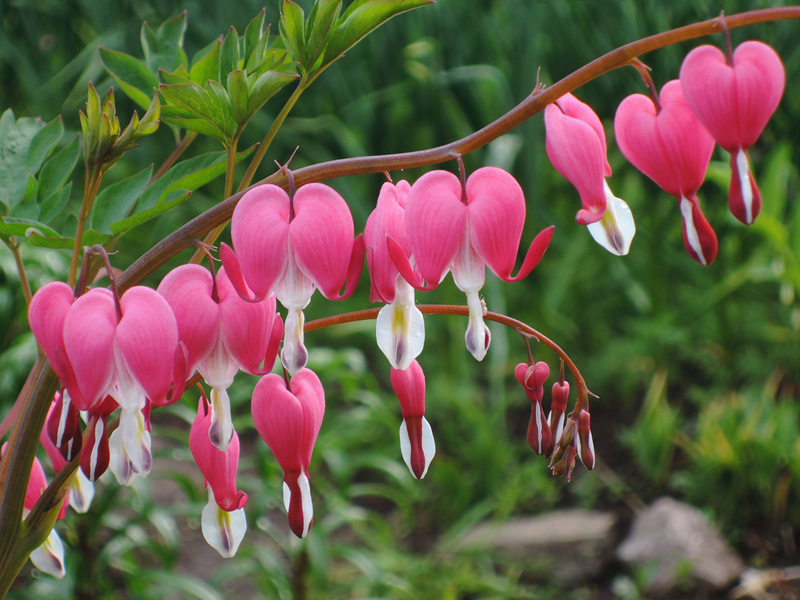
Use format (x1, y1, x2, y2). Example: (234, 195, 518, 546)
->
(110, 189, 191, 235)
(159, 69, 193, 85)
(306, 0, 342, 68)
(38, 135, 80, 202)
(99, 48, 160, 111)
(189, 39, 222, 86)
(227, 70, 250, 124)
(39, 183, 72, 224)
(0, 217, 61, 239)
(26, 116, 64, 174)
(0, 109, 45, 210)
(134, 146, 254, 214)
(248, 70, 299, 114)
(141, 11, 188, 73)
(9, 174, 39, 220)
(280, 1, 307, 67)
(219, 26, 240, 85)
(323, 0, 433, 66)
(243, 9, 266, 66)
(159, 83, 232, 141)
(90, 166, 153, 234)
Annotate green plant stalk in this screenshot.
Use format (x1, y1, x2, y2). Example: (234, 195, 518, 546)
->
(305, 305, 592, 409)
(189, 128, 242, 264)
(3, 239, 32, 306)
(67, 166, 104, 287)
(1, 7, 798, 591)
(237, 77, 311, 193)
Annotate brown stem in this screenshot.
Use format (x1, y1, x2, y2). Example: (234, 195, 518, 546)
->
(114, 7, 800, 294)
(150, 131, 198, 184)
(6, 240, 32, 306)
(303, 304, 592, 407)
(67, 168, 103, 287)
(630, 59, 662, 113)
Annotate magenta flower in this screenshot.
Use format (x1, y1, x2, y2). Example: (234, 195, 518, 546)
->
(545, 93, 635, 255)
(390, 360, 435, 479)
(222, 182, 364, 375)
(158, 264, 282, 452)
(58, 286, 182, 484)
(680, 41, 785, 225)
(79, 395, 118, 482)
(615, 80, 718, 265)
(252, 368, 325, 538)
(364, 180, 425, 370)
(189, 396, 248, 557)
(389, 167, 553, 361)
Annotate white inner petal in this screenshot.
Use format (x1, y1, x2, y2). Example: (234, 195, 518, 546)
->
(201, 488, 247, 558)
(736, 148, 754, 224)
(679, 195, 707, 266)
(30, 528, 65, 579)
(297, 471, 314, 538)
(209, 387, 234, 452)
(281, 308, 308, 376)
(586, 181, 636, 256)
(420, 416, 436, 479)
(375, 282, 425, 371)
(69, 468, 95, 514)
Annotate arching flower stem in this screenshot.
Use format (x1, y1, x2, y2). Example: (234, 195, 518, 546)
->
(304, 304, 592, 411)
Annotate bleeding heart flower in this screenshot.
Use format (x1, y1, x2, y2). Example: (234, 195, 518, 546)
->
(251, 369, 325, 539)
(615, 80, 718, 265)
(388, 167, 553, 361)
(158, 264, 282, 452)
(545, 93, 635, 255)
(390, 360, 435, 479)
(79, 395, 118, 482)
(515, 362, 551, 455)
(190, 396, 248, 557)
(365, 180, 425, 370)
(222, 182, 364, 375)
(680, 40, 785, 225)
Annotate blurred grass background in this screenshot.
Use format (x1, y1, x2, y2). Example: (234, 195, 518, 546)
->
(2, 0, 800, 598)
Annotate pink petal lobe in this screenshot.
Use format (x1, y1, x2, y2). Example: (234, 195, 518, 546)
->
(63, 289, 117, 409)
(116, 287, 178, 404)
(291, 183, 354, 299)
(365, 182, 412, 303)
(28, 282, 74, 378)
(556, 93, 611, 175)
(216, 267, 277, 375)
(230, 185, 290, 300)
(732, 41, 784, 149)
(190, 398, 248, 511)
(502, 225, 554, 283)
(405, 170, 466, 286)
(545, 102, 607, 224)
(289, 369, 326, 469)
(157, 264, 219, 375)
(252, 374, 304, 472)
(466, 167, 526, 279)
(327, 234, 364, 301)
(390, 360, 426, 417)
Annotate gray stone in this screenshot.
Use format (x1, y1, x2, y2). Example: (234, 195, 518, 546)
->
(455, 509, 617, 583)
(617, 497, 745, 596)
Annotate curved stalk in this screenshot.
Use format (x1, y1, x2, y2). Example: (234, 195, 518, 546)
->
(115, 7, 800, 293)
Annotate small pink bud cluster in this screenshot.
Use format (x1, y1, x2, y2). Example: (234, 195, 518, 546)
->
(515, 361, 594, 481)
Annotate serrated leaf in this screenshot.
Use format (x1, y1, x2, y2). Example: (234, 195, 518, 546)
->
(189, 39, 222, 86)
(0, 109, 45, 210)
(134, 146, 254, 214)
(323, 0, 433, 66)
(244, 9, 266, 66)
(227, 70, 250, 123)
(110, 189, 191, 235)
(220, 27, 240, 85)
(39, 135, 80, 202)
(90, 165, 153, 234)
(9, 175, 39, 220)
(39, 183, 72, 224)
(99, 48, 160, 111)
(306, 0, 341, 68)
(280, 1, 307, 67)
(141, 12, 188, 73)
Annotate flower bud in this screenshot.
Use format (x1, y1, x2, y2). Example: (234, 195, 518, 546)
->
(575, 409, 596, 470)
(526, 399, 551, 456)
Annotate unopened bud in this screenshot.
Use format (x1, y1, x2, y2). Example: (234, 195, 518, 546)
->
(514, 361, 550, 403)
(527, 399, 552, 455)
(547, 377, 570, 457)
(575, 410, 595, 470)
(564, 446, 577, 482)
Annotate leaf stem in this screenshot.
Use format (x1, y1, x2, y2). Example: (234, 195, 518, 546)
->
(150, 131, 198, 184)
(67, 167, 103, 287)
(3, 239, 32, 306)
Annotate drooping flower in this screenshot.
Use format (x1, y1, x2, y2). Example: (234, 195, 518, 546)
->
(222, 182, 364, 376)
(544, 93, 635, 255)
(390, 360, 435, 479)
(189, 396, 248, 557)
(515, 361, 551, 455)
(364, 180, 425, 370)
(680, 41, 785, 225)
(251, 369, 325, 538)
(158, 264, 282, 452)
(615, 80, 718, 265)
(79, 394, 118, 482)
(59, 286, 184, 485)
(388, 167, 553, 361)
